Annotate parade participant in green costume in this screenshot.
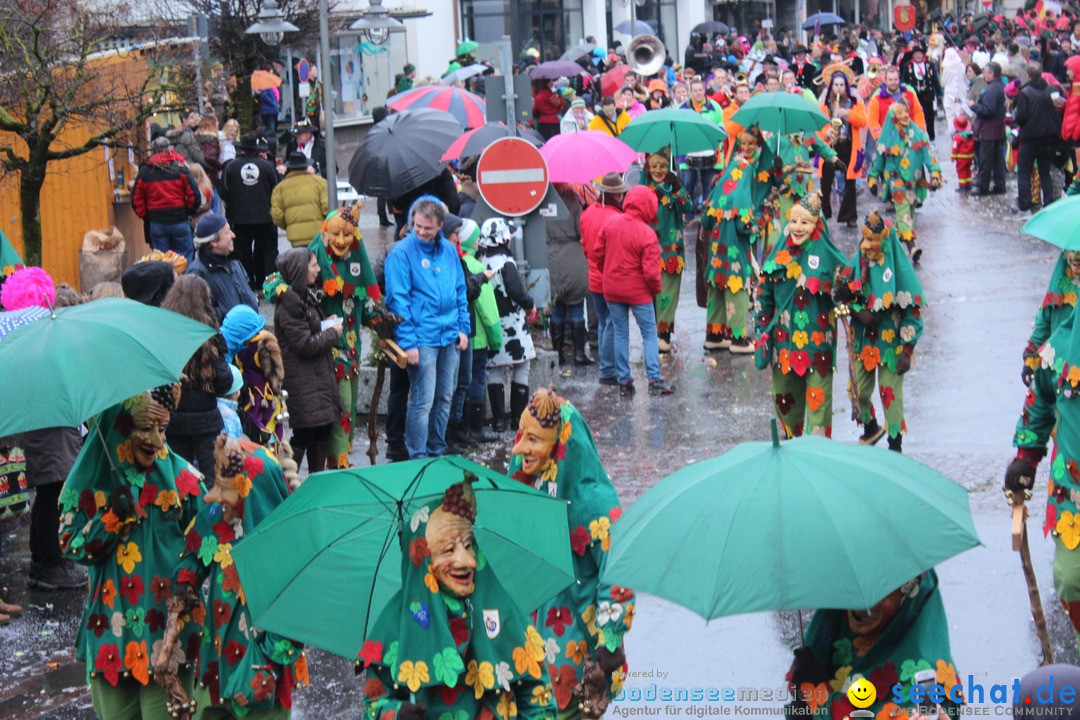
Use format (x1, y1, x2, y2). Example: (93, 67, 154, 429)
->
(168, 437, 307, 719)
(868, 102, 942, 266)
(509, 388, 634, 720)
(755, 193, 847, 438)
(762, 133, 838, 258)
(1008, 309, 1080, 648)
(835, 211, 925, 453)
(58, 385, 206, 719)
(784, 571, 963, 719)
(699, 127, 780, 353)
(1023, 251, 1080, 387)
(359, 478, 557, 720)
(642, 149, 692, 354)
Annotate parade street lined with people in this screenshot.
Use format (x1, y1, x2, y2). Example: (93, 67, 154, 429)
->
(6, 3, 1080, 719)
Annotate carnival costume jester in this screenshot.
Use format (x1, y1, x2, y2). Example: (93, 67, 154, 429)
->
(509, 389, 634, 720)
(359, 478, 557, 720)
(699, 127, 779, 352)
(173, 437, 307, 718)
(868, 102, 942, 265)
(835, 211, 925, 452)
(755, 193, 847, 438)
(1008, 307, 1080, 647)
(1023, 251, 1080, 387)
(59, 386, 207, 718)
(763, 133, 837, 258)
(784, 571, 962, 719)
(642, 150, 693, 353)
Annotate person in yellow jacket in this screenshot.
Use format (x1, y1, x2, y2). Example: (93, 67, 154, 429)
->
(588, 97, 631, 137)
(270, 152, 329, 247)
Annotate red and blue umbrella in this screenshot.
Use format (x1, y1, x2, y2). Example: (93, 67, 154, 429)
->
(387, 85, 486, 130)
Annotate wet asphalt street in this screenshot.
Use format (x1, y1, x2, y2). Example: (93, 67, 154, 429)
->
(0, 129, 1074, 718)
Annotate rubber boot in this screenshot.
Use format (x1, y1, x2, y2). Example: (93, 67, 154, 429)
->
(444, 421, 464, 454)
(510, 382, 531, 428)
(657, 331, 672, 354)
(550, 323, 566, 365)
(887, 433, 903, 453)
(467, 401, 499, 443)
(488, 383, 507, 432)
(858, 419, 886, 446)
(572, 321, 594, 365)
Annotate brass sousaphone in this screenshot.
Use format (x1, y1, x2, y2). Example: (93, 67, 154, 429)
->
(627, 33, 666, 77)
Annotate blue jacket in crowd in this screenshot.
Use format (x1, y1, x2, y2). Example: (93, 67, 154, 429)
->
(385, 231, 470, 350)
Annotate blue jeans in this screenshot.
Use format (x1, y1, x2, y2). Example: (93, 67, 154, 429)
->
(450, 345, 472, 423)
(681, 168, 716, 210)
(405, 344, 460, 458)
(591, 291, 616, 380)
(608, 301, 662, 384)
(468, 348, 488, 404)
(148, 221, 194, 261)
(550, 300, 584, 327)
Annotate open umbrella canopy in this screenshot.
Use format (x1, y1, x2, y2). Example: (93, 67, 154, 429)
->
(456, 40, 479, 56)
(802, 11, 847, 30)
(387, 85, 487, 130)
(347, 109, 461, 198)
(440, 122, 542, 162)
(603, 423, 980, 620)
(231, 456, 575, 660)
(601, 64, 634, 98)
(691, 21, 730, 36)
(0, 306, 48, 342)
(540, 130, 639, 183)
(731, 92, 830, 150)
(560, 41, 597, 62)
(442, 63, 489, 86)
(1022, 196, 1080, 250)
(614, 19, 654, 35)
(0, 298, 216, 437)
(528, 60, 590, 80)
(618, 107, 727, 156)
(251, 69, 282, 91)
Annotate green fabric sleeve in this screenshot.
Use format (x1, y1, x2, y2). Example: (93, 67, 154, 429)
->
(811, 135, 837, 164)
(1014, 370, 1057, 451)
(58, 498, 125, 564)
(590, 537, 630, 653)
(898, 303, 924, 349)
(1028, 307, 1053, 360)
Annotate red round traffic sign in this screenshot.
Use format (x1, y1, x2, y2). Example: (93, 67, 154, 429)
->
(476, 137, 550, 217)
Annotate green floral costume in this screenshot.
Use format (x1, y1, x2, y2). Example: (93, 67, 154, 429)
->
(309, 219, 380, 468)
(764, 134, 836, 257)
(643, 173, 692, 336)
(59, 393, 206, 689)
(836, 218, 925, 439)
(176, 440, 308, 717)
(1013, 311, 1080, 641)
(0, 228, 23, 279)
(358, 495, 556, 720)
(1024, 252, 1079, 374)
(754, 215, 848, 438)
(508, 400, 634, 714)
(700, 142, 779, 341)
(868, 105, 942, 249)
(784, 570, 962, 719)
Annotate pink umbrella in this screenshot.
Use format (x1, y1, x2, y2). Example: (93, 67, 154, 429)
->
(539, 130, 638, 183)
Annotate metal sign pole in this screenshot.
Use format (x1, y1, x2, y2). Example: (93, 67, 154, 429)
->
(496, 36, 517, 137)
(319, 0, 337, 209)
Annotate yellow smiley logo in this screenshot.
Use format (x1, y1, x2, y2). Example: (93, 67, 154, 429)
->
(847, 678, 876, 709)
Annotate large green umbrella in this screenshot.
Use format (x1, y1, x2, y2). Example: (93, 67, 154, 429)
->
(1022, 195, 1080, 250)
(603, 422, 980, 619)
(0, 297, 215, 436)
(618, 107, 728, 156)
(730, 91, 830, 151)
(231, 456, 574, 660)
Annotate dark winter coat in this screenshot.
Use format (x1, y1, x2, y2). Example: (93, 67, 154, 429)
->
(15, 427, 82, 488)
(186, 248, 259, 322)
(167, 127, 206, 168)
(167, 333, 233, 437)
(219, 153, 278, 226)
(972, 77, 1007, 140)
(273, 248, 342, 429)
(196, 131, 223, 184)
(285, 135, 329, 179)
(131, 150, 201, 224)
(547, 186, 588, 306)
(1016, 77, 1063, 141)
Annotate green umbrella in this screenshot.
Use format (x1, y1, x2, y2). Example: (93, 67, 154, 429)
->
(618, 107, 728, 156)
(730, 91, 830, 152)
(603, 421, 980, 619)
(457, 40, 479, 56)
(231, 456, 575, 660)
(1022, 195, 1080, 250)
(0, 297, 215, 436)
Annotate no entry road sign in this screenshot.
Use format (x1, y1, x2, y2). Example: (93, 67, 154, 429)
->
(476, 137, 550, 217)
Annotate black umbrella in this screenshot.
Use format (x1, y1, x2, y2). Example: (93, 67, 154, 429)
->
(347, 109, 462, 199)
(560, 41, 597, 62)
(528, 60, 590, 80)
(691, 21, 730, 36)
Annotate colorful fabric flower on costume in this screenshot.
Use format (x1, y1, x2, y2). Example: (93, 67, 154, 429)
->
(58, 387, 206, 686)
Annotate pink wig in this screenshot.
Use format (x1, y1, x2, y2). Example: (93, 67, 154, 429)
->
(1, 266, 55, 310)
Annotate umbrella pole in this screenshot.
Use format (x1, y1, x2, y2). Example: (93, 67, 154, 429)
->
(1012, 501, 1054, 664)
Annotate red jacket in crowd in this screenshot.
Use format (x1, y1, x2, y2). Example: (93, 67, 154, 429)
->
(580, 200, 621, 294)
(594, 186, 661, 306)
(1061, 56, 1080, 142)
(132, 150, 200, 225)
(532, 87, 566, 125)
